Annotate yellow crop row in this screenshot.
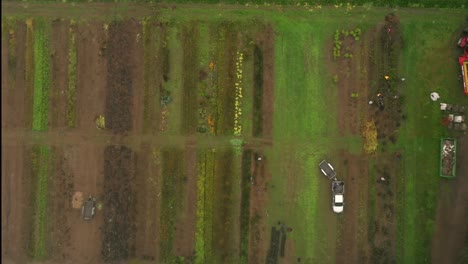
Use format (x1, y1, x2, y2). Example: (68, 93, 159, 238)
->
(234, 51, 244, 136)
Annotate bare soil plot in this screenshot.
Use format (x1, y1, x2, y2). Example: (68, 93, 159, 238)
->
(75, 21, 108, 132)
(49, 18, 69, 128)
(133, 144, 162, 262)
(172, 148, 198, 258)
(1, 146, 30, 264)
(432, 136, 468, 264)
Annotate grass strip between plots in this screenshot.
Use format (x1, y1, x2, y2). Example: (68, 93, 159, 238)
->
(268, 16, 336, 262)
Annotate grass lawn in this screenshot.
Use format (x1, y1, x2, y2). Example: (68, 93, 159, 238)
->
(396, 11, 467, 264)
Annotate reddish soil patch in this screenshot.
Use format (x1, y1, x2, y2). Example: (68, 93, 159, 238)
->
(75, 21, 108, 132)
(431, 136, 468, 264)
(49, 18, 69, 128)
(260, 25, 275, 139)
(172, 148, 198, 258)
(248, 151, 271, 264)
(1, 146, 30, 264)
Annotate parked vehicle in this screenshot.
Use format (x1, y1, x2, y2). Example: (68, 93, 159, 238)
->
(82, 195, 96, 220)
(319, 160, 337, 180)
(332, 181, 345, 213)
(458, 28, 468, 96)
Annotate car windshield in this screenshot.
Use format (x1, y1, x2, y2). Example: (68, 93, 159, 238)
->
(335, 203, 343, 206)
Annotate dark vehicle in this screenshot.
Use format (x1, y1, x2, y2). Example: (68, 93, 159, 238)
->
(319, 160, 337, 180)
(82, 195, 96, 220)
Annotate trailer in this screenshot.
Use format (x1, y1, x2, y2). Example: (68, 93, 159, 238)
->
(440, 138, 457, 178)
(318, 160, 337, 180)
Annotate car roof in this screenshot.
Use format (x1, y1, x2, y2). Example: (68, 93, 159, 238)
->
(335, 195, 344, 203)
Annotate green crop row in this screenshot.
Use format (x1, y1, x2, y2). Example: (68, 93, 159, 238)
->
(141, 16, 159, 132)
(32, 19, 51, 131)
(31, 145, 52, 260)
(66, 23, 77, 128)
(195, 150, 215, 264)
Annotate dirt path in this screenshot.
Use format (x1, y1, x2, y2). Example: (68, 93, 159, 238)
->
(431, 135, 468, 264)
(62, 21, 107, 263)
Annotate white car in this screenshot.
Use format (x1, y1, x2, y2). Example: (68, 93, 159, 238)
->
(333, 194, 344, 213)
(332, 181, 345, 213)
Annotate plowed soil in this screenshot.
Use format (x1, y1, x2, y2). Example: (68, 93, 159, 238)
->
(431, 136, 468, 264)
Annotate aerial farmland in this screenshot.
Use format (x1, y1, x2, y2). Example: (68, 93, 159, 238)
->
(1, 1, 468, 264)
